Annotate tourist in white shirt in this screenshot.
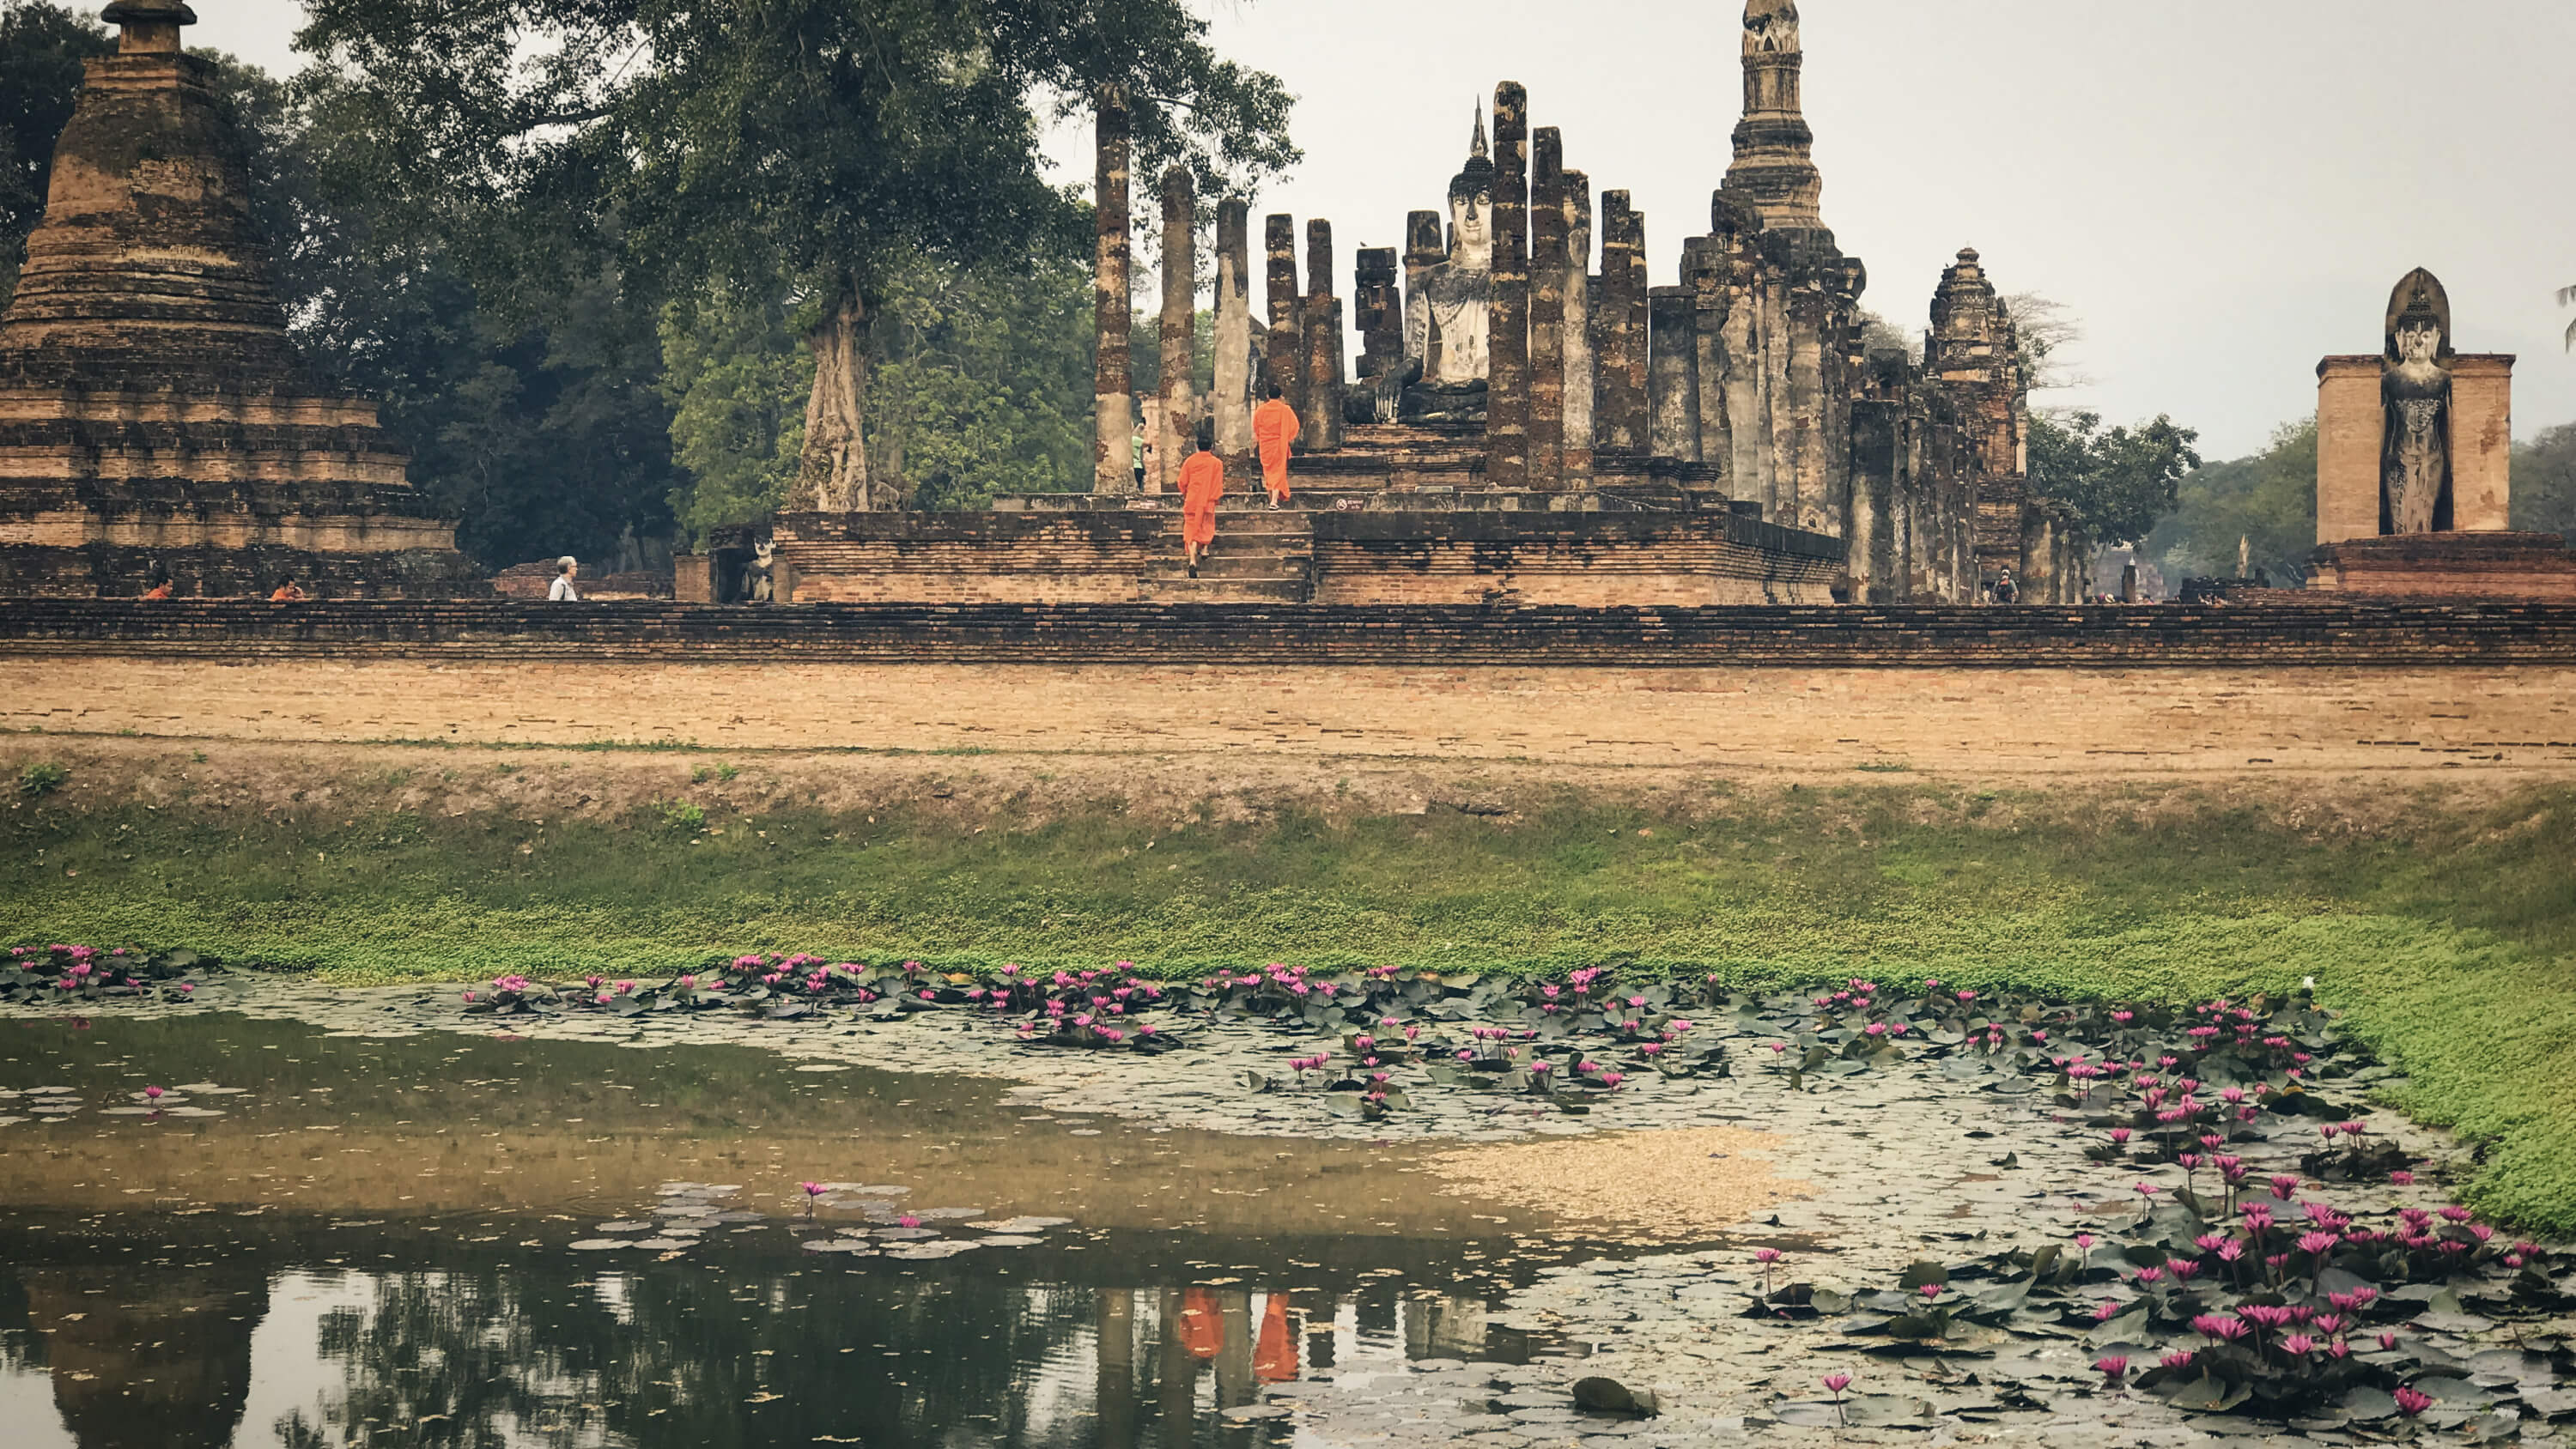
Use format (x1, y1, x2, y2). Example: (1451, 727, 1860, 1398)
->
(549, 556, 581, 601)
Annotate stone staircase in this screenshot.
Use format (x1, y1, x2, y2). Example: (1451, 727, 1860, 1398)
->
(1135, 500, 1316, 603)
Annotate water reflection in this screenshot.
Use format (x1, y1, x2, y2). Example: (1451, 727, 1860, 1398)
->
(0, 1249, 1528, 1448)
(0, 1015, 1610, 1446)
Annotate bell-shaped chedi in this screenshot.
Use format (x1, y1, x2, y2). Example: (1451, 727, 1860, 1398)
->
(0, 0, 483, 597)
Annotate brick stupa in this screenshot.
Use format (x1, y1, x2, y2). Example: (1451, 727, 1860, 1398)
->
(0, 0, 482, 597)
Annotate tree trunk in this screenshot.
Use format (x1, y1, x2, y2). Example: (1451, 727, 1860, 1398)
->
(791, 292, 873, 512)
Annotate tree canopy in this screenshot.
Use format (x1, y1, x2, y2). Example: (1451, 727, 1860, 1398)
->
(296, 0, 1298, 512)
(0, 0, 115, 307)
(2026, 409, 2202, 549)
(2140, 421, 2318, 585)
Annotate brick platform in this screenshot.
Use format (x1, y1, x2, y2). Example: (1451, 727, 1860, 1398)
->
(4, 598, 2576, 666)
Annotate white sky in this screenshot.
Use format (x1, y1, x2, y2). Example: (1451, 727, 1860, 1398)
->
(187, 0, 2576, 458)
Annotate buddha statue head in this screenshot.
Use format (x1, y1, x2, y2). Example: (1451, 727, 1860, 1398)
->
(1444, 105, 1496, 268)
(2383, 267, 2452, 369)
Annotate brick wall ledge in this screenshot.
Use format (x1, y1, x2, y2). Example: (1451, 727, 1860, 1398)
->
(3, 600, 2576, 666)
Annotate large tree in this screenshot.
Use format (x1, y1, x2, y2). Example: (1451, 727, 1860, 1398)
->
(2026, 409, 2202, 549)
(297, 0, 1297, 512)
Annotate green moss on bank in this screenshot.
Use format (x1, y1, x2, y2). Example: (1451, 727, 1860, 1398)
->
(5, 782, 2575, 1228)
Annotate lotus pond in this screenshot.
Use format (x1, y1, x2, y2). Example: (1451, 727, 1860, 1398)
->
(5, 961, 2576, 1446)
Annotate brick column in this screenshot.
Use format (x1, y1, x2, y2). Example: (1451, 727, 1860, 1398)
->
(1528, 127, 1566, 488)
(1561, 169, 1594, 486)
(1647, 285, 1698, 462)
(1265, 215, 1304, 426)
(1156, 166, 1196, 488)
(2314, 355, 2380, 544)
(1091, 84, 1133, 494)
(1595, 191, 1648, 454)
(1212, 198, 1255, 457)
(1484, 82, 1530, 488)
(1303, 219, 1345, 452)
(1403, 210, 1444, 379)
(1354, 246, 1402, 393)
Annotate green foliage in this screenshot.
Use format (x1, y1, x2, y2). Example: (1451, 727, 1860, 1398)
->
(0, 0, 114, 308)
(2026, 409, 2202, 549)
(663, 254, 1100, 525)
(15, 761, 67, 797)
(653, 798, 707, 832)
(659, 295, 811, 540)
(689, 762, 738, 784)
(2142, 420, 2318, 583)
(2512, 422, 2576, 542)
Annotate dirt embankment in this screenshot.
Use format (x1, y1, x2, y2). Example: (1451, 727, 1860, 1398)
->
(2, 734, 2549, 842)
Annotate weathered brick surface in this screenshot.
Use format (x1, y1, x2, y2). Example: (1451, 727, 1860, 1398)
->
(6, 599, 2576, 666)
(775, 507, 1843, 606)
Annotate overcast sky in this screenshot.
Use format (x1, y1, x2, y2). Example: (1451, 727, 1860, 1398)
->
(188, 0, 2576, 459)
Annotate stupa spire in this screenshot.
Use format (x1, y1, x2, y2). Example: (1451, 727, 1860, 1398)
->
(1720, 0, 1832, 246)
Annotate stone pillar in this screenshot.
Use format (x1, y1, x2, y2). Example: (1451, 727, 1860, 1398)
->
(1850, 397, 1901, 601)
(1402, 210, 1445, 380)
(1782, 273, 1829, 530)
(1156, 166, 1197, 491)
(1561, 169, 1594, 486)
(1303, 219, 1345, 452)
(1647, 285, 1699, 461)
(1265, 215, 1304, 426)
(1355, 246, 1402, 391)
(1091, 85, 1134, 494)
(1595, 192, 1648, 453)
(2314, 355, 2380, 545)
(1485, 82, 1531, 488)
(1528, 129, 1567, 489)
(1212, 198, 1255, 457)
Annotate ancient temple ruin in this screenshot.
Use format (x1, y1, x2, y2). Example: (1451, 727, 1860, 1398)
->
(771, 0, 2090, 606)
(0, 0, 481, 598)
(2305, 268, 2576, 600)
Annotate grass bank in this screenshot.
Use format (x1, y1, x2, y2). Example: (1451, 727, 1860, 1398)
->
(5, 754, 2574, 1229)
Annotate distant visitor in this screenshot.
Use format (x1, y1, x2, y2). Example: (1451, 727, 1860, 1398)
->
(550, 557, 582, 602)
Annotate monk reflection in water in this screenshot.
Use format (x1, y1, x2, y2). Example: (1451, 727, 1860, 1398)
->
(1253, 1293, 1299, 1383)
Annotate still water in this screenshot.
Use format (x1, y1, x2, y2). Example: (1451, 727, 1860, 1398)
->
(0, 1014, 1641, 1447)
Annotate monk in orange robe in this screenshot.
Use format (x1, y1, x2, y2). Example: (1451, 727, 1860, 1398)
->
(1250, 383, 1300, 508)
(1178, 433, 1224, 577)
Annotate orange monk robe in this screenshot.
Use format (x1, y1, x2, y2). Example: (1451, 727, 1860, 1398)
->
(1180, 1288, 1225, 1361)
(1178, 450, 1224, 549)
(1251, 398, 1301, 499)
(1252, 1294, 1299, 1383)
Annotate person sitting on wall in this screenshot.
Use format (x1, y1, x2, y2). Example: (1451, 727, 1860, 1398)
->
(1178, 429, 1225, 579)
(269, 576, 307, 602)
(1992, 568, 2017, 604)
(140, 573, 174, 600)
(550, 556, 582, 601)
(1251, 383, 1300, 509)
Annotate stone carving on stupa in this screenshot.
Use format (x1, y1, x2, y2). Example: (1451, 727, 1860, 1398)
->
(1395, 106, 1497, 423)
(0, 0, 483, 597)
(2380, 268, 2453, 535)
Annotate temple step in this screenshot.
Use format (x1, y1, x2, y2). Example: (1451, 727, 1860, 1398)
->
(1134, 575, 1315, 603)
(1141, 551, 1311, 580)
